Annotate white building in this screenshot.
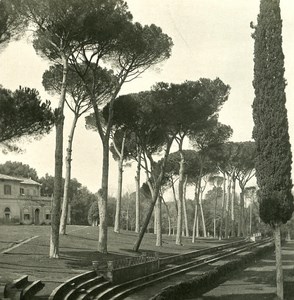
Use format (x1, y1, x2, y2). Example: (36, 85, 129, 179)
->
(0, 174, 52, 225)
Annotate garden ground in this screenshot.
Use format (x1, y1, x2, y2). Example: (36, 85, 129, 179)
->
(0, 225, 230, 298)
(1, 225, 294, 300)
(190, 241, 294, 300)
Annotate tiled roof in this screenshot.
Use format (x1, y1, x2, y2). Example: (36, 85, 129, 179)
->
(19, 178, 41, 186)
(0, 173, 41, 185)
(0, 174, 22, 181)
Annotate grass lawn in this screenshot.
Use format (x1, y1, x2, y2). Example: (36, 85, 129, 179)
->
(0, 225, 228, 298)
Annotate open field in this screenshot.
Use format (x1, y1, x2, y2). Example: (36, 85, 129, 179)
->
(0, 225, 231, 298)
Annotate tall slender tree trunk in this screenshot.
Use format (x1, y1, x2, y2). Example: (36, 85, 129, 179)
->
(213, 190, 218, 238)
(231, 177, 236, 237)
(154, 205, 157, 234)
(114, 158, 123, 233)
(126, 206, 129, 231)
(196, 210, 200, 237)
(50, 56, 68, 258)
(192, 184, 199, 243)
(60, 114, 78, 235)
(274, 224, 284, 300)
(135, 150, 141, 233)
(98, 140, 110, 253)
(168, 216, 171, 236)
(239, 189, 245, 237)
(171, 177, 178, 213)
(183, 175, 189, 237)
(114, 132, 126, 233)
(249, 201, 252, 236)
(162, 197, 171, 236)
(225, 178, 231, 238)
(199, 191, 207, 237)
(193, 163, 203, 241)
(133, 140, 173, 252)
(237, 198, 241, 237)
(176, 147, 185, 245)
(153, 184, 157, 235)
(91, 82, 123, 254)
(156, 196, 162, 246)
(242, 189, 246, 237)
(219, 173, 226, 240)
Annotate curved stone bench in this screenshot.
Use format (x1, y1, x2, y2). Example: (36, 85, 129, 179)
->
(49, 270, 97, 300)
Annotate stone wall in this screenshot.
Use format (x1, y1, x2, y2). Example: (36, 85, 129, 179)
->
(95, 254, 160, 284)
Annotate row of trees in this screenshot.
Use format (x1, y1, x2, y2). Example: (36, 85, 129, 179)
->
(88, 185, 262, 239)
(2, 8, 293, 300)
(98, 137, 257, 247)
(100, 79, 233, 251)
(1, 0, 173, 256)
(1, 0, 237, 255)
(0, 0, 256, 256)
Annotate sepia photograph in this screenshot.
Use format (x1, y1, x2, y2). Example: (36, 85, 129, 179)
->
(1, 1, 294, 299)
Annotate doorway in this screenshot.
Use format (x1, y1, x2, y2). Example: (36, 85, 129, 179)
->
(35, 208, 40, 225)
(4, 207, 11, 223)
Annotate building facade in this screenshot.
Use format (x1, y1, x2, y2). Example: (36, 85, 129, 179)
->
(0, 174, 52, 225)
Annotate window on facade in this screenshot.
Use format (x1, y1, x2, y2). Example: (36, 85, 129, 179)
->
(24, 214, 30, 220)
(45, 209, 51, 220)
(20, 188, 25, 195)
(23, 208, 30, 220)
(4, 185, 11, 195)
(4, 207, 10, 220)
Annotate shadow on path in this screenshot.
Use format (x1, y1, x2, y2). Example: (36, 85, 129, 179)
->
(191, 241, 294, 300)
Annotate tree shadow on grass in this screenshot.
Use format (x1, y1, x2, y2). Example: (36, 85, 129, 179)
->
(118, 247, 187, 258)
(63, 233, 98, 242)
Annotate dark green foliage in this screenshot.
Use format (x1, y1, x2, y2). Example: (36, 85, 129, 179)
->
(0, 86, 54, 144)
(39, 174, 96, 225)
(117, 22, 173, 70)
(14, 0, 132, 61)
(39, 174, 55, 196)
(43, 64, 115, 109)
(71, 186, 96, 225)
(151, 79, 230, 136)
(0, 0, 10, 45)
(252, 0, 294, 226)
(0, 161, 38, 180)
(0, 0, 25, 50)
(203, 187, 223, 233)
(217, 141, 256, 185)
(39, 175, 82, 198)
(88, 201, 99, 226)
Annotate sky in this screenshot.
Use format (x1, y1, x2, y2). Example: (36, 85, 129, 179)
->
(1, 1, 294, 196)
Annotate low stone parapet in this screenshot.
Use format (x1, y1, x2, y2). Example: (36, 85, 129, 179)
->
(93, 253, 160, 284)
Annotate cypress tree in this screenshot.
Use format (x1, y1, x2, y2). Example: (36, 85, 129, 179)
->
(252, 0, 294, 298)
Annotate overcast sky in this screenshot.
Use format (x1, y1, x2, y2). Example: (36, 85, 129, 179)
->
(1, 1, 294, 195)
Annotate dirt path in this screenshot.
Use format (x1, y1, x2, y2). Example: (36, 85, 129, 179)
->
(189, 241, 294, 300)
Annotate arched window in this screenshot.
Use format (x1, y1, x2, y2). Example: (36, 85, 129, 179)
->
(23, 208, 30, 220)
(4, 207, 10, 220)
